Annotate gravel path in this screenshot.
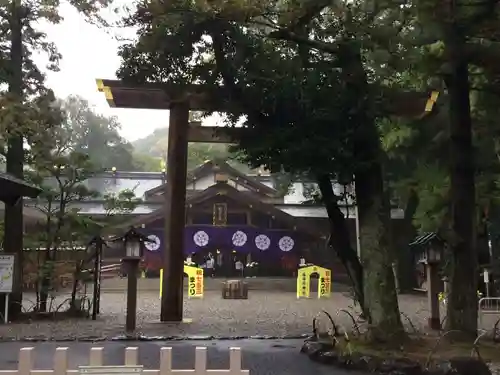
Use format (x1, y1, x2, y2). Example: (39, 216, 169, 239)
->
(0, 291, 498, 340)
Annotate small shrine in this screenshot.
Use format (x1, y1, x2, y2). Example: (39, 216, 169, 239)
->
(410, 232, 445, 291)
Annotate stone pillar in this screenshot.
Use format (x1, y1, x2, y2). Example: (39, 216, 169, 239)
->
(160, 102, 189, 322)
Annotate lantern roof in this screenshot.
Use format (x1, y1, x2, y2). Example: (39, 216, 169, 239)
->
(409, 232, 444, 247)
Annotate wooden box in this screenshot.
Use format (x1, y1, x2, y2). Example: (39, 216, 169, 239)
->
(222, 280, 249, 299)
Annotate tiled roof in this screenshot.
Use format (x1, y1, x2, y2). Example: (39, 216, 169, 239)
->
(0, 172, 41, 202)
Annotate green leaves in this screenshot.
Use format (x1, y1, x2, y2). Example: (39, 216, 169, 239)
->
(115, 0, 500, 240)
(60, 95, 137, 171)
(114, 0, 378, 179)
(0, 0, 117, 159)
(103, 188, 142, 216)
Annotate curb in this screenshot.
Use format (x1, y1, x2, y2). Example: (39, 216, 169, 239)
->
(0, 334, 310, 343)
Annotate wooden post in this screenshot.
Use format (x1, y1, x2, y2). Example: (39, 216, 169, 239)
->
(427, 263, 441, 330)
(96, 242, 102, 314)
(125, 258, 140, 331)
(92, 237, 103, 320)
(161, 102, 189, 322)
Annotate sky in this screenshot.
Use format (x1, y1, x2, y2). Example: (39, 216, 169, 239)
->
(38, 3, 220, 142)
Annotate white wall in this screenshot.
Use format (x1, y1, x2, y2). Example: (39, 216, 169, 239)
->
(284, 183, 304, 204)
(283, 182, 355, 204)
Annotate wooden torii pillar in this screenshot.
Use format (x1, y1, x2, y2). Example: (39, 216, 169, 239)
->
(161, 102, 189, 321)
(96, 81, 238, 322)
(96, 79, 438, 322)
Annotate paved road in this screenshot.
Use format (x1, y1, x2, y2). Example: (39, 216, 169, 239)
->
(0, 340, 366, 375)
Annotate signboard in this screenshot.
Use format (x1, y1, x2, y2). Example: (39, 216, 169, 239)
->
(79, 365, 143, 375)
(484, 269, 490, 284)
(296, 265, 331, 299)
(159, 265, 204, 299)
(297, 266, 311, 298)
(0, 255, 15, 293)
(184, 265, 204, 298)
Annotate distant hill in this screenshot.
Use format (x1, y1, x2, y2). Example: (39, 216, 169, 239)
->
(132, 127, 169, 157)
(132, 127, 254, 173)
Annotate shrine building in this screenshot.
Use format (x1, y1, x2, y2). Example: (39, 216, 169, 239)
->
(127, 160, 325, 277)
(58, 159, 406, 279)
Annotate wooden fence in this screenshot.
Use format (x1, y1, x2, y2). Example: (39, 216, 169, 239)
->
(0, 347, 249, 375)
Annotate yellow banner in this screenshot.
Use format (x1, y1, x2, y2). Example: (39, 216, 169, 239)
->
(297, 267, 311, 298)
(185, 265, 204, 298)
(159, 265, 204, 299)
(296, 265, 331, 299)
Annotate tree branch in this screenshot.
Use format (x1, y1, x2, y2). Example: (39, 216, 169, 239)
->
(466, 39, 500, 73)
(268, 29, 341, 54)
(462, 0, 500, 27)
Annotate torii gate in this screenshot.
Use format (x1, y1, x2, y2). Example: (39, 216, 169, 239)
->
(96, 78, 437, 322)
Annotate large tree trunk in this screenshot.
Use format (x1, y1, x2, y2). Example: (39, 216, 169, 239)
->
(1, 0, 25, 320)
(211, 20, 401, 335)
(339, 45, 403, 340)
(356, 161, 403, 339)
(316, 174, 367, 318)
(444, 30, 478, 336)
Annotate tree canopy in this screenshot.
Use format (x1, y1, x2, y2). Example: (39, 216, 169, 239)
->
(114, 0, 500, 337)
(1, 0, 499, 337)
(0, 0, 117, 318)
(116, 0, 413, 337)
(59, 95, 138, 171)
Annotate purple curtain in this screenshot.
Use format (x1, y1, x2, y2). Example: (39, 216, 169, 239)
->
(141, 226, 298, 264)
(140, 229, 164, 270)
(184, 226, 297, 255)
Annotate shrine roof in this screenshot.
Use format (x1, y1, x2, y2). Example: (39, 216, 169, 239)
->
(144, 160, 276, 198)
(0, 172, 42, 204)
(126, 182, 323, 237)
